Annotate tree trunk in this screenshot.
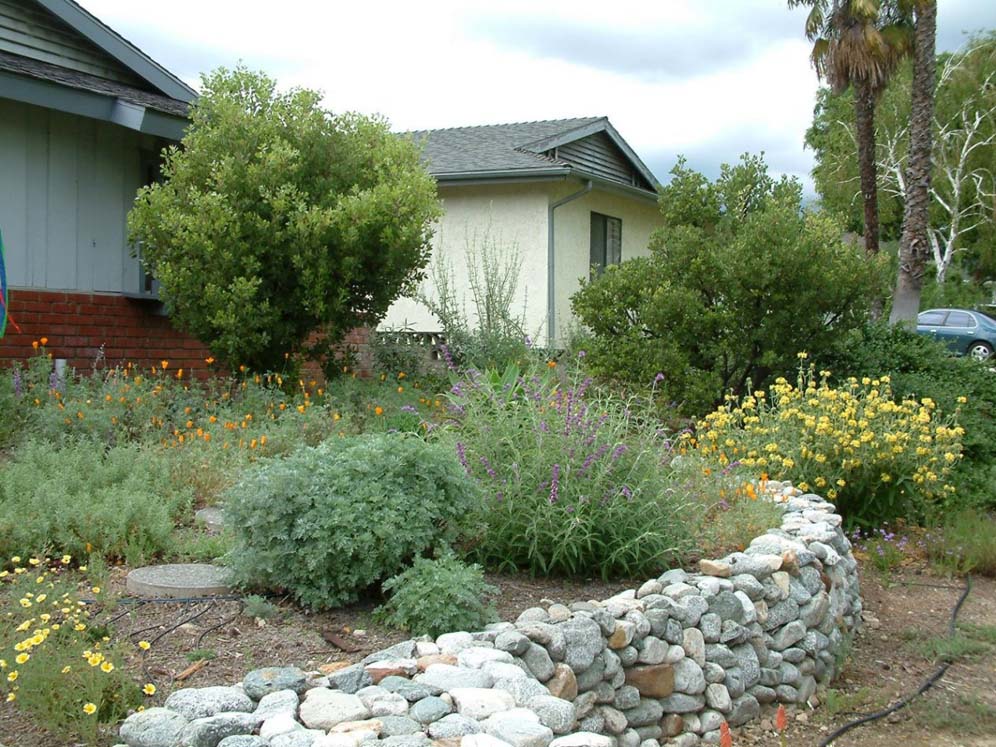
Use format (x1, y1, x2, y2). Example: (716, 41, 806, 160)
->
(855, 79, 880, 257)
(889, 0, 936, 327)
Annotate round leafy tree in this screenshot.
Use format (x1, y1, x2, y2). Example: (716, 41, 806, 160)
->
(572, 154, 886, 415)
(128, 67, 441, 372)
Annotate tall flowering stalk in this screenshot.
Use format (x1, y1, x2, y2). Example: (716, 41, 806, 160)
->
(444, 361, 692, 578)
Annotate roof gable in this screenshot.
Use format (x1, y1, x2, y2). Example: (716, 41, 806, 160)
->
(517, 119, 657, 192)
(0, 0, 191, 140)
(412, 117, 658, 197)
(0, 0, 142, 86)
(18, 0, 194, 101)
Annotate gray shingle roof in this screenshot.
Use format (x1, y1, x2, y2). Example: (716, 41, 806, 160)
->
(408, 117, 605, 176)
(0, 49, 189, 118)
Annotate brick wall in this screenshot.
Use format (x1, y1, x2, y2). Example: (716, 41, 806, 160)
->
(0, 289, 212, 373)
(0, 289, 373, 377)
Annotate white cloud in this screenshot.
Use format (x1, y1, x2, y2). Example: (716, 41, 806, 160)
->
(80, 0, 995, 190)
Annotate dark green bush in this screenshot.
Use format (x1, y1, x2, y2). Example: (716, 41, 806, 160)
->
(223, 433, 480, 609)
(375, 553, 497, 637)
(819, 323, 996, 508)
(0, 440, 191, 561)
(571, 154, 884, 416)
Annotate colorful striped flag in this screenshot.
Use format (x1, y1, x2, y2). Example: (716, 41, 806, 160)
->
(0, 228, 20, 337)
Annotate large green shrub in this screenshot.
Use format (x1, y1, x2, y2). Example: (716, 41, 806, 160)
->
(128, 66, 440, 372)
(820, 322, 996, 508)
(447, 362, 692, 578)
(0, 441, 191, 561)
(223, 433, 480, 609)
(375, 553, 497, 637)
(572, 154, 884, 415)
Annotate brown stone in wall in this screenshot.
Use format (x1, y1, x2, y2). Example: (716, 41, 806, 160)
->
(416, 654, 457, 672)
(624, 664, 675, 698)
(546, 663, 578, 700)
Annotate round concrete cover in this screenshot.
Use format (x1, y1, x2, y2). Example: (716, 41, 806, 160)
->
(195, 507, 226, 533)
(126, 563, 233, 598)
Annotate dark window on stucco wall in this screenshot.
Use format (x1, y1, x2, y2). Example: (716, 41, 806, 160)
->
(590, 212, 622, 276)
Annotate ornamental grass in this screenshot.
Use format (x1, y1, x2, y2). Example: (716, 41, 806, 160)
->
(445, 360, 694, 578)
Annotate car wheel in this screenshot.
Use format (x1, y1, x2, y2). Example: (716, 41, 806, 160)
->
(968, 341, 993, 361)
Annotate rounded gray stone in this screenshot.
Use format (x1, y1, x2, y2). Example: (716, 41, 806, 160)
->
(254, 689, 300, 719)
(428, 713, 483, 738)
(380, 676, 436, 702)
(243, 667, 309, 700)
(270, 732, 325, 747)
(328, 663, 373, 694)
(178, 713, 257, 747)
(379, 716, 424, 736)
(120, 708, 190, 747)
(529, 694, 577, 734)
(558, 617, 605, 673)
(165, 687, 254, 720)
(381, 737, 433, 747)
(410, 695, 453, 724)
(218, 738, 267, 747)
(673, 658, 706, 695)
(622, 699, 663, 727)
(496, 631, 531, 656)
(126, 563, 232, 598)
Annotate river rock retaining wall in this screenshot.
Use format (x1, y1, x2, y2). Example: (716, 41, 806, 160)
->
(117, 485, 861, 747)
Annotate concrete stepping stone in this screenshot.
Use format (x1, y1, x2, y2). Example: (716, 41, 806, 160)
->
(195, 507, 226, 534)
(127, 563, 233, 598)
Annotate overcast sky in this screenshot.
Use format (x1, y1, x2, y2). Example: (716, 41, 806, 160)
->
(83, 0, 995, 192)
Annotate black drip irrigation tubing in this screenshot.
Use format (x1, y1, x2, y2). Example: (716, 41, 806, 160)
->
(194, 602, 244, 648)
(816, 574, 973, 747)
(86, 593, 248, 604)
(127, 601, 217, 643)
(102, 600, 149, 626)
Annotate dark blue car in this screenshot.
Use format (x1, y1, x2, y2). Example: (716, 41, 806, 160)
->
(916, 308, 996, 361)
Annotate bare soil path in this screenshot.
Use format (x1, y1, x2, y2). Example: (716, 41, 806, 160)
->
(2, 563, 994, 747)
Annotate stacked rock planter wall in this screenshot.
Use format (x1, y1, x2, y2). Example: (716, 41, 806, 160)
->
(117, 485, 861, 747)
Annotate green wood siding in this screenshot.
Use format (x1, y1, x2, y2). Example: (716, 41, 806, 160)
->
(0, 0, 142, 84)
(0, 98, 147, 292)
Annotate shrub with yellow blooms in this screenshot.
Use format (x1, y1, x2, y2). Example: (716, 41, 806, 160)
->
(0, 556, 144, 743)
(688, 363, 964, 526)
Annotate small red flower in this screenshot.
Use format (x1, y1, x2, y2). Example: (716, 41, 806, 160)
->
(776, 704, 787, 732)
(719, 721, 732, 747)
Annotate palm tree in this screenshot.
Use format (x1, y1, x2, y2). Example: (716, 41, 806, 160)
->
(789, 0, 910, 257)
(889, 0, 937, 325)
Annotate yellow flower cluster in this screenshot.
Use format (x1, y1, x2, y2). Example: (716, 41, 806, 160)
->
(687, 366, 964, 517)
(0, 556, 151, 729)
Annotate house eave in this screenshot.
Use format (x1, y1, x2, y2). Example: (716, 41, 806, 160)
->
(432, 167, 659, 203)
(572, 171, 660, 204)
(432, 167, 573, 185)
(0, 69, 187, 140)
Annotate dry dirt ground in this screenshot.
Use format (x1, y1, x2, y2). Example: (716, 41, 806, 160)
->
(2, 563, 994, 747)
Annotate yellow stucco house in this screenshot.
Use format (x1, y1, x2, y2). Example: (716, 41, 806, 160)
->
(384, 117, 662, 347)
